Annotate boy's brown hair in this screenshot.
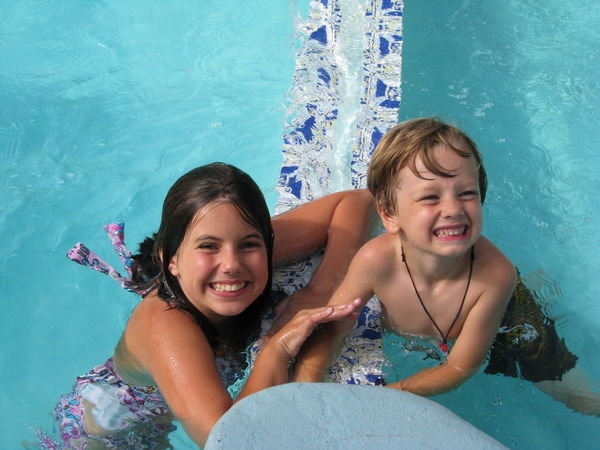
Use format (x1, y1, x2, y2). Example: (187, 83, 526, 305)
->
(367, 117, 488, 215)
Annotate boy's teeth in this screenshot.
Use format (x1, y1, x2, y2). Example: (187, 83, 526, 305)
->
(212, 282, 246, 292)
(435, 226, 466, 237)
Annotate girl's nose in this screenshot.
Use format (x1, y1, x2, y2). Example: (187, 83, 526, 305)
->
(221, 247, 241, 274)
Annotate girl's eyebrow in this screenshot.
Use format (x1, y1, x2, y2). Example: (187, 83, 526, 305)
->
(194, 232, 263, 242)
(195, 235, 221, 242)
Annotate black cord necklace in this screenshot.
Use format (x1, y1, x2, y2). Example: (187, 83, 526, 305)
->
(401, 246, 474, 355)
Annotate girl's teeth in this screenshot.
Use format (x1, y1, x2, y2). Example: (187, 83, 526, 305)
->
(211, 282, 246, 292)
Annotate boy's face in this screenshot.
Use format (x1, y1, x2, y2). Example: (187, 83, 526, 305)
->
(379, 143, 483, 259)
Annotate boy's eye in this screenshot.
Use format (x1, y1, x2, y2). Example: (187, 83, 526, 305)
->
(459, 190, 479, 199)
(419, 195, 439, 203)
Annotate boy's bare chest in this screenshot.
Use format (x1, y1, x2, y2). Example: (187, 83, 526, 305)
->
(376, 276, 475, 339)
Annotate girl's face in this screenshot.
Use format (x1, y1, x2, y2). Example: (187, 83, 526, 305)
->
(168, 202, 269, 323)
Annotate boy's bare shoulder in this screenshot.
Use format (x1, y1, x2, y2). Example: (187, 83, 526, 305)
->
(475, 236, 516, 292)
(352, 232, 399, 278)
(476, 236, 513, 268)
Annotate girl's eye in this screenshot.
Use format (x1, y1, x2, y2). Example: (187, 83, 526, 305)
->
(198, 243, 218, 251)
(240, 240, 264, 250)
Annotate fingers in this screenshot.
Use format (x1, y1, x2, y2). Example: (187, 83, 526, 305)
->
(270, 297, 363, 340)
(267, 298, 363, 362)
(322, 298, 362, 319)
(310, 306, 334, 322)
(303, 298, 362, 328)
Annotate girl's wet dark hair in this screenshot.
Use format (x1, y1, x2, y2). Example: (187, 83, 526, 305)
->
(129, 163, 274, 352)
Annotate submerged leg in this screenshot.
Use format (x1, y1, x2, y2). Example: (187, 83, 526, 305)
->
(535, 366, 600, 416)
(485, 272, 600, 416)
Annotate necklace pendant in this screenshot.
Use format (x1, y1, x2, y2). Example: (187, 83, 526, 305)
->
(439, 341, 449, 354)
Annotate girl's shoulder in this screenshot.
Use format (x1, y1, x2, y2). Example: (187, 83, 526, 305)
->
(131, 292, 174, 316)
(127, 294, 200, 337)
(123, 293, 209, 372)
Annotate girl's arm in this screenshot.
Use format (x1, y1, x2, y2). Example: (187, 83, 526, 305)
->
(271, 189, 376, 310)
(236, 299, 362, 401)
(124, 296, 233, 445)
(125, 295, 361, 446)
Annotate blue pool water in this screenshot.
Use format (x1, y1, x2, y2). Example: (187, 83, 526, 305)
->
(395, 1, 600, 448)
(1, 0, 599, 448)
(1, 1, 295, 447)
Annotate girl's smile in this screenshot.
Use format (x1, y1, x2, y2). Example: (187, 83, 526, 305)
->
(168, 202, 269, 323)
(209, 281, 250, 294)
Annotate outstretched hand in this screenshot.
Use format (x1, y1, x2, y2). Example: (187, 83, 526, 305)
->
(267, 298, 362, 363)
(268, 284, 345, 335)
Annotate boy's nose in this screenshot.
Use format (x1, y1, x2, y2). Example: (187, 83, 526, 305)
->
(441, 197, 463, 218)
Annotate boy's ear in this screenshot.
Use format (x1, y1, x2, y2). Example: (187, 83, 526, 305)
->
(377, 205, 401, 234)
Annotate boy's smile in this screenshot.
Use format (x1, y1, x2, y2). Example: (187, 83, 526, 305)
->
(168, 202, 269, 323)
(381, 143, 483, 259)
(433, 225, 468, 239)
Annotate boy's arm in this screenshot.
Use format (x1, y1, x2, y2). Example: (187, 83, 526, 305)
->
(292, 242, 380, 382)
(389, 249, 516, 396)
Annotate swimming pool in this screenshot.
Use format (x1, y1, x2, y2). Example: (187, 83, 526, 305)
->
(395, 1, 600, 448)
(1, 1, 295, 447)
(1, 0, 598, 448)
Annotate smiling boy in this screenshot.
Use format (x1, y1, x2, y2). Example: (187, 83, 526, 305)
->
(294, 117, 516, 396)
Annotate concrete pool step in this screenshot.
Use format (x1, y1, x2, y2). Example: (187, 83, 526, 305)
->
(205, 383, 506, 449)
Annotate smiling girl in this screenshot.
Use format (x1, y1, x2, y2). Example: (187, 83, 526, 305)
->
(41, 163, 370, 448)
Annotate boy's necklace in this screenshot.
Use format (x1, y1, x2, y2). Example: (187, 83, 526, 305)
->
(401, 246, 475, 355)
